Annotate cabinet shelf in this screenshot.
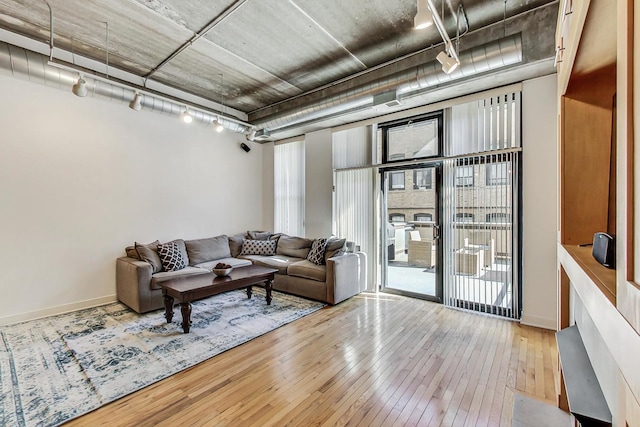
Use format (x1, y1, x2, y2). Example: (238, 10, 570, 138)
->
(562, 244, 616, 305)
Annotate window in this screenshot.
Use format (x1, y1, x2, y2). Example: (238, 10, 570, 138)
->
(486, 213, 511, 223)
(413, 169, 432, 189)
(389, 171, 405, 190)
(414, 213, 433, 222)
(390, 213, 405, 223)
(454, 213, 474, 223)
(486, 162, 510, 185)
(455, 165, 474, 187)
(274, 140, 305, 236)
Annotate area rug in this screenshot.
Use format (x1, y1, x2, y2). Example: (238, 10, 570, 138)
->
(0, 288, 324, 427)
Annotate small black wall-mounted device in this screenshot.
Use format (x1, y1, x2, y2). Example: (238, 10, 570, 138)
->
(240, 142, 251, 153)
(592, 232, 615, 269)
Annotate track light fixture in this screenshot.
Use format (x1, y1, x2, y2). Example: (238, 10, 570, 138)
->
(212, 117, 224, 132)
(180, 108, 193, 123)
(423, 0, 461, 74)
(436, 48, 459, 74)
(414, 0, 433, 29)
(129, 92, 142, 111)
(72, 75, 87, 97)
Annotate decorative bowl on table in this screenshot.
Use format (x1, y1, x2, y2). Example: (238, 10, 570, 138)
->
(213, 263, 233, 277)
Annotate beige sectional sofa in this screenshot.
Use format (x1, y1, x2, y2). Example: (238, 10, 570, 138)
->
(116, 231, 367, 313)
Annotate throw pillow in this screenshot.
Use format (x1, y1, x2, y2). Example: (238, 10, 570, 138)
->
(157, 240, 187, 272)
(185, 235, 231, 265)
(277, 235, 313, 258)
(135, 240, 163, 273)
(240, 239, 277, 256)
(125, 246, 140, 260)
(228, 233, 245, 257)
(307, 237, 328, 265)
(247, 230, 271, 240)
(324, 237, 347, 262)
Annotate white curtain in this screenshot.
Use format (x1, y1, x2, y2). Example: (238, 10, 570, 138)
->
(332, 126, 377, 290)
(274, 140, 305, 236)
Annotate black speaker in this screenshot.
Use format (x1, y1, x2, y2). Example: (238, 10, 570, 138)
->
(240, 142, 251, 153)
(592, 232, 615, 269)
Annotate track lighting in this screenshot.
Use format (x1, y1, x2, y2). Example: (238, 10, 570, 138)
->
(213, 117, 224, 132)
(436, 50, 459, 74)
(129, 92, 142, 111)
(72, 75, 87, 97)
(180, 108, 193, 123)
(414, 0, 433, 29)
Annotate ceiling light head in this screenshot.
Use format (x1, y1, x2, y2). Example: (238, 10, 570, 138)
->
(72, 76, 87, 97)
(212, 117, 224, 132)
(180, 108, 193, 123)
(436, 51, 459, 74)
(414, 0, 433, 29)
(129, 92, 142, 111)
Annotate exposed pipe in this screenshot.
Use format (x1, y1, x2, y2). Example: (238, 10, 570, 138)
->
(252, 33, 522, 133)
(0, 41, 252, 135)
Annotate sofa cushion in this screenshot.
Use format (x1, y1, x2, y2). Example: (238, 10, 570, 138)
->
(324, 237, 347, 262)
(228, 233, 245, 257)
(307, 238, 328, 265)
(288, 260, 327, 282)
(158, 240, 188, 272)
(277, 235, 313, 259)
(242, 255, 304, 274)
(241, 239, 277, 256)
(195, 257, 252, 270)
(185, 235, 231, 266)
(247, 230, 271, 240)
(135, 240, 163, 273)
(150, 267, 210, 290)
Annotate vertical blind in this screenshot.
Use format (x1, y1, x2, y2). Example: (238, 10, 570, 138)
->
(274, 140, 305, 236)
(443, 90, 521, 319)
(333, 126, 376, 290)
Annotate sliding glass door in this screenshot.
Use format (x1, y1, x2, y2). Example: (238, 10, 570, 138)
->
(382, 165, 442, 301)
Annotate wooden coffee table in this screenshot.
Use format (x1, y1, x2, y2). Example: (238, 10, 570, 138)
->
(160, 265, 277, 333)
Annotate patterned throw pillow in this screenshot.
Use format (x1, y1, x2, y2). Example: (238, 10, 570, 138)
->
(307, 238, 328, 265)
(240, 239, 277, 256)
(157, 241, 187, 272)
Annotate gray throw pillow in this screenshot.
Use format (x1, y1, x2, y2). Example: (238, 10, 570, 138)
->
(228, 233, 245, 257)
(125, 246, 140, 260)
(185, 235, 231, 265)
(135, 240, 163, 273)
(247, 230, 271, 240)
(307, 238, 328, 265)
(324, 237, 347, 262)
(277, 235, 313, 258)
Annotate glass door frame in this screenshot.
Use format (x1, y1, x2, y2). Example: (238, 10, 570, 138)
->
(378, 109, 444, 303)
(380, 163, 444, 303)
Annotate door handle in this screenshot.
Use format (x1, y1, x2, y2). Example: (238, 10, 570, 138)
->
(433, 224, 441, 240)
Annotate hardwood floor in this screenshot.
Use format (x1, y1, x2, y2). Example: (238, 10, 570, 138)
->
(66, 293, 558, 426)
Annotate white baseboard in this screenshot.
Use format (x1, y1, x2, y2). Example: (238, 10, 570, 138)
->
(0, 295, 118, 326)
(520, 312, 557, 330)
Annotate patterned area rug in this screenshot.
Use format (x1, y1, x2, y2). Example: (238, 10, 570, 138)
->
(0, 289, 324, 427)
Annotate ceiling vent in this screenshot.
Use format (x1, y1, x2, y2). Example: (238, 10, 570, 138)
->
(253, 128, 271, 141)
(373, 90, 402, 108)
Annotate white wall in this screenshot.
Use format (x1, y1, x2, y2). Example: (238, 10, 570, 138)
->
(521, 74, 558, 330)
(0, 76, 263, 324)
(304, 129, 333, 238)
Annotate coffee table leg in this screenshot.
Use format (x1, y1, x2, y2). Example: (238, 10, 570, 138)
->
(180, 302, 192, 333)
(163, 293, 174, 323)
(246, 285, 252, 299)
(265, 279, 273, 305)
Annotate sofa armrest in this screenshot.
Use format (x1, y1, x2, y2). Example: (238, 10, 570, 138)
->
(326, 252, 367, 304)
(116, 256, 157, 313)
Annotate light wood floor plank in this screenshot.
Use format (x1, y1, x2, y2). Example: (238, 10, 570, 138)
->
(65, 293, 558, 427)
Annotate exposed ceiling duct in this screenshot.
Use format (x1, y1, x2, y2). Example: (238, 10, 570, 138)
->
(252, 33, 523, 135)
(0, 41, 253, 135)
